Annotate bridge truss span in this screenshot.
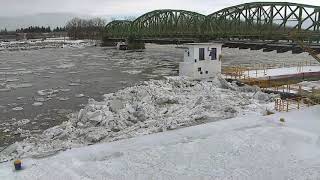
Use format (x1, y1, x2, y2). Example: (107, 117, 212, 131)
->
(204, 2, 320, 40)
(105, 2, 320, 42)
(130, 9, 206, 37)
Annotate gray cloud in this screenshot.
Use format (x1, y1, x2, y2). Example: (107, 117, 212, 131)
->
(1, 0, 320, 17)
(1, 0, 319, 29)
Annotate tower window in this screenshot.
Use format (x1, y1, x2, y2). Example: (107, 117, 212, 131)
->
(199, 48, 205, 61)
(210, 48, 217, 60)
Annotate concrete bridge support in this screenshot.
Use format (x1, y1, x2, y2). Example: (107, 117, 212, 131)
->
(101, 37, 122, 47)
(127, 39, 145, 50)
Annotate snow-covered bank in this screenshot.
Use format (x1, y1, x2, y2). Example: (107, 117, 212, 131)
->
(1, 106, 319, 180)
(298, 80, 320, 92)
(248, 66, 320, 78)
(0, 77, 274, 162)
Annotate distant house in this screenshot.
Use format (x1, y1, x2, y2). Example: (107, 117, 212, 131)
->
(179, 43, 222, 79)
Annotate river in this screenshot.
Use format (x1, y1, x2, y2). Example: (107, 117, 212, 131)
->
(0, 43, 316, 146)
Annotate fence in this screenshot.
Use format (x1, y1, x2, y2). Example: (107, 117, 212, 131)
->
(274, 97, 314, 112)
(222, 60, 317, 80)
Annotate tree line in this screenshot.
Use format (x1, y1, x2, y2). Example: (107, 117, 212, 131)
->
(1, 17, 107, 39)
(0, 28, 10, 35)
(65, 17, 106, 40)
(16, 26, 66, 33)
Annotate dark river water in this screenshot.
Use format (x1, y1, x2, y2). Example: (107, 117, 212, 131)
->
(0, 44, 316, 146)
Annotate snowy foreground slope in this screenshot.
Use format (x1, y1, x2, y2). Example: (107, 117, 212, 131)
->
(0, 106, 320, 180)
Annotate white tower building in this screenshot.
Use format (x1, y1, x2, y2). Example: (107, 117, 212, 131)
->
(179, 43, 222, 79)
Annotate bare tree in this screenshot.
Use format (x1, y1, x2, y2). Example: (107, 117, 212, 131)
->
(66, 17, 106, 40)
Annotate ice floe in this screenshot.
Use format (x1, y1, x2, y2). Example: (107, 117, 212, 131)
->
(57, 97, 70, 101)
(69, 83, 81, 86)
(32, 102, 43, 107)
(56, 63, 75, 69)
(12, 107, 23, 111)
(14, 119, 31, 126)
(7, 83, 33, 89)
(122, 70, 142, 75)
(0, 77, 276, 161)
(75, 94, 85, 98)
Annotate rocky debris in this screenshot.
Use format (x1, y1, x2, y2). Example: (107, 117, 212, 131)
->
(0, 77, 274, 162)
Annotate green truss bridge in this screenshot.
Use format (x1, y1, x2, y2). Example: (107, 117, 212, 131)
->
(105, 2, 320, 43)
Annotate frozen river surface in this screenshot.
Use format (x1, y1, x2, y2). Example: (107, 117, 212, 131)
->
(0, 44, 316, 146)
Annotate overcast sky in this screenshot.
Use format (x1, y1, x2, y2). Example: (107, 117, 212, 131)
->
(2, 0, 320, 17)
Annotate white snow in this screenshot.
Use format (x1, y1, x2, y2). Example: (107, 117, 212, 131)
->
(247, 66, 320, 78)
(297, 80, 320, 92)
(0, 106, 319, 180)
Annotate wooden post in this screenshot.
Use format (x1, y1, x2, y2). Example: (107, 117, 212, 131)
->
(289, 84, 291, 92)
(312, 87, 315, 96)
(299, 86, 302, 95)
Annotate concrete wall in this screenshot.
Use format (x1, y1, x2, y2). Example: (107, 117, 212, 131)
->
(180, 44, 222, 79)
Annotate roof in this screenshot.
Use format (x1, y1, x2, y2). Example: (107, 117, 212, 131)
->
(184, 43, 222, 46)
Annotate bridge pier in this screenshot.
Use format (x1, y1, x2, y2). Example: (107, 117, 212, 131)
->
(292, 47, 304, 54)
(127, 37, 145, 50)
(101, 36, 121, 47)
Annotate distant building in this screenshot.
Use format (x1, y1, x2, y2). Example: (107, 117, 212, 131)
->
(179, 43, 222, 79)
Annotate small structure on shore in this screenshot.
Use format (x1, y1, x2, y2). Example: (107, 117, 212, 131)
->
(179, 43, 222, 79)
(116, 42, 128, 50)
